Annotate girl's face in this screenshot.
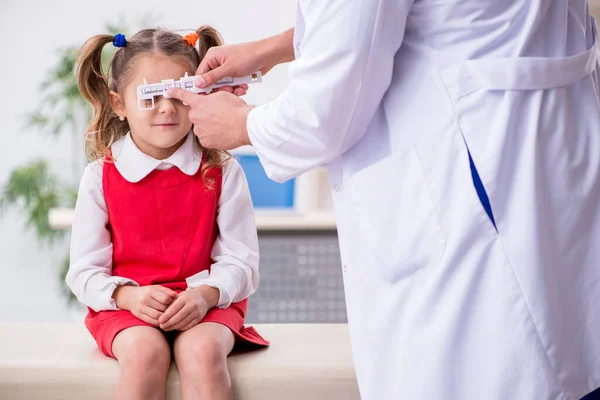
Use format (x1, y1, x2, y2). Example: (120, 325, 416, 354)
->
(110, 53, 194, 160)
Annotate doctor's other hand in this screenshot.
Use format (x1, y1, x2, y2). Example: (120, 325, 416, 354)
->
(194, 29, 295, 89)
(168, 87, 253, 150)
(194, 41, 274, 90)
(212, 83, 249, 97)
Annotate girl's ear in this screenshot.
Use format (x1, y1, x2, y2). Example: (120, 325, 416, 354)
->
(109, 90, 126, 118)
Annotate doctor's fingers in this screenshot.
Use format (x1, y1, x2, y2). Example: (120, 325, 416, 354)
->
(196, 42, 267, 88)
(167, 88, 200, 107)
(196, 46, 233, 87)
(192, 126, 216, 147)
(233, 85, 248, 96)
(213, 84, 249, 97)
(187, 102, 217, 127)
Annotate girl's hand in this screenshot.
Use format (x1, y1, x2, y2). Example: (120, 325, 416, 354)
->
(158, 286, 220, 332)
(113, 285, 178, 326)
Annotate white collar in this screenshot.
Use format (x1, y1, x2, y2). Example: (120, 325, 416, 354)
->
(111, 131, 201, 183)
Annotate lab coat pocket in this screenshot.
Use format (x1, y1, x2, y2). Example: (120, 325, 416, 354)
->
(349, 146, 446, 284)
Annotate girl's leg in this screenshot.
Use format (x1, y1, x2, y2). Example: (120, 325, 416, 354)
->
(173, 322, 236, 400)
(112, 326, 172, 400)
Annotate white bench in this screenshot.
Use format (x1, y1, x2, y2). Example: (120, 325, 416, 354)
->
(0, 322, 359, 399)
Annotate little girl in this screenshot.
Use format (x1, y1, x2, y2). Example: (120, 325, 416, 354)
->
(66, 26, 269, 400)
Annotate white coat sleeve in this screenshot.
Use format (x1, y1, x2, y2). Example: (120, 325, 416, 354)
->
(247, 0, 413, 182)
(186, 159, 259, 308)
(66, 161, 139, 312)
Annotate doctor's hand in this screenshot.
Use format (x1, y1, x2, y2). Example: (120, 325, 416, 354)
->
(158, 285, 220, 332)
(195, 41, 274, 91)
(194, 29, 295, 89)
(168, 87, 253, 150)
(212, 83, 249, 97)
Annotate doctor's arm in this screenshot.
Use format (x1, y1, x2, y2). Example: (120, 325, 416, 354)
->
(247, 0, 412, 182)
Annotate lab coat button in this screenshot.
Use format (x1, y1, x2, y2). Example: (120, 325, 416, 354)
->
(333, 184, 341, 192)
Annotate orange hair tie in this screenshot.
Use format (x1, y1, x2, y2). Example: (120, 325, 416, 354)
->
(183, 32, 199, 47)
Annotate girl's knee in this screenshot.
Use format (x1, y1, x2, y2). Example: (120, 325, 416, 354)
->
(188, 336, 225, 366)
(133, 339, 170, 368)
(174, 326, 232, 370)
(113, 328, 171, 369)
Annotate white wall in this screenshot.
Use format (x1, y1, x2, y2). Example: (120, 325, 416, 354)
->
(0, 0, 297, 321)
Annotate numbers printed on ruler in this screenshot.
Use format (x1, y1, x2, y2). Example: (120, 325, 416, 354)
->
(136, 71, 263, 110)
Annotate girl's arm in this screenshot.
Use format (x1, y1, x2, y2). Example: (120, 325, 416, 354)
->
(66, 161, 139, 312)
(186, 158, 259, 308)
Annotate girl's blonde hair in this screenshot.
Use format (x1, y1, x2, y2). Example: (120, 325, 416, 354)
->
(76, 26, 231, 185)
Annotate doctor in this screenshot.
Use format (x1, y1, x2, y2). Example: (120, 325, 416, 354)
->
(169, 1, 600, 399)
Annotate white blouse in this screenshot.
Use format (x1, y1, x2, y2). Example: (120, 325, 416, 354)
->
(66, 132, 259, 312)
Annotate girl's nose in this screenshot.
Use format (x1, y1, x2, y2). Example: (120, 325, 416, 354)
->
(157, 97, 176, 114)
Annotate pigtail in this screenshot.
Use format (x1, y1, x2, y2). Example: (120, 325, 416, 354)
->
(195, 25, 224, 60)
(76, 35, 126, 161)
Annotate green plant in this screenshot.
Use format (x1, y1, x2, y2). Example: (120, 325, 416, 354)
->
(0, 160, 70, 244)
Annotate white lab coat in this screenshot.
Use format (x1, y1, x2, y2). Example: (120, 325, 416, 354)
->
(247, 1, 600, 398)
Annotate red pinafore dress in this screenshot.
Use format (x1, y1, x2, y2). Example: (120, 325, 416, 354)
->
(84, 155, 269, 358)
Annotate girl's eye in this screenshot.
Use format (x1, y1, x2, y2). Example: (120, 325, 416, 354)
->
(145, 99, 153, 109)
